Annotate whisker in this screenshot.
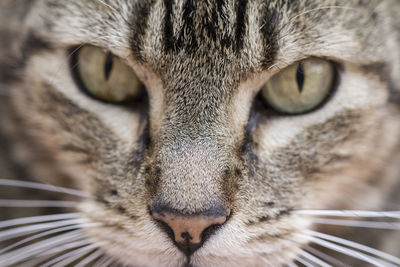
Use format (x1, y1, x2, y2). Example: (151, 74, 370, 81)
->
(91, 254, 107, 267)
(287, 6, 357, 23)
(312, 218, 400, 230)
(0, 179, 93, 199)
(292, 210, 400, 219)
(303, 245, 347, 267)
(0, 222, 98, 254)
(95, 0, 133, 29)
(0, 218, 86, 241)
(53, 245, 99, 267)
(298, 250, 333, 267)
(296, 233, 397, 267)
(75, 249, 104, 267)
(0, 229, 85, 266)
(260, 257, 274, 267)
(41, 243, 98, 267)
(0, 199, 78, 207)
(306, 230, 400, 265)
(286, 237, 335, 267)
(37, 238, 92, 257)
(276, 5, 358, 40)
(92, 254, 114, 267)
(96, 0, 117, 12)
(286, 261, 299, 267)
(100, 255, 118, 266)
(0, 213, 80, 229)
(29, 223, 101, 264)
(295, 256, 313, 267)
(17, 238, 92, 266)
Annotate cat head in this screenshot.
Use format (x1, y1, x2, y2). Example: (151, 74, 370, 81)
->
(1, 0, 400, 265)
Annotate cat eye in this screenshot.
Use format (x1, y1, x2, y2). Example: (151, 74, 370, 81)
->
(72, 45, 144, 103)
(260, 57, 335, 114)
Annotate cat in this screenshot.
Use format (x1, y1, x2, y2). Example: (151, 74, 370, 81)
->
(0, 0, 400, 266)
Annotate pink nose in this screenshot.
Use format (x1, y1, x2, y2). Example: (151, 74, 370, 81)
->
(152, 210, 229, 256)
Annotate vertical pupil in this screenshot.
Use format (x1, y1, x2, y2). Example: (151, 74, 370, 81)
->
(104, 52, 113, 80)
(296, 62, 304, 93)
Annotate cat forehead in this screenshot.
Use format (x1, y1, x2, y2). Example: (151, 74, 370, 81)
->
(27, 0, 389, 69)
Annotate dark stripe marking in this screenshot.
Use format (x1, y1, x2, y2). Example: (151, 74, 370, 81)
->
(259, 5, 279, 68)
(163, 0, 175, 52)
(179, 0, 197, 52)
(130, 0, 156, 62)
(1, 32, 52, 83)
(235, 0, 248, 53)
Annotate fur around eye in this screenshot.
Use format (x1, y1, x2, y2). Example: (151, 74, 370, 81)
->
(2, 1, 400, 266)
(261, 57, 335, 114)
(71, 45, 145, 103)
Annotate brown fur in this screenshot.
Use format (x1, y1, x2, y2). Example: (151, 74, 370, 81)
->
(0, 0, 399, 266)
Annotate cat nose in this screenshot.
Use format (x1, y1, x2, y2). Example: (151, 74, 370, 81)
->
(151, 207, 229, 256)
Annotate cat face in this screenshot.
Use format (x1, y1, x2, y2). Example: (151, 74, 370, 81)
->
(1, 0, 400, 266)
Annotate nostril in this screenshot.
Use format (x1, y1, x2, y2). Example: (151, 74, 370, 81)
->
(181, 231, 191, 241)
(151, 207, 230, 256)
(153, 218, 205, 256)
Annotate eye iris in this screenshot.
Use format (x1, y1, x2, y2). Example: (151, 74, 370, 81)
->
(260, 57, 335, 114)
(73, 45, 145, 103)
(295, 62, 304, 93)
(104, 52, 113, 81)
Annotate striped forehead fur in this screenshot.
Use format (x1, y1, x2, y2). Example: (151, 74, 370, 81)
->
(0, 0, 399, 266)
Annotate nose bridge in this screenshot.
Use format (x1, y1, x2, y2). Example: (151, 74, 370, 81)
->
(145, 56, 242, 214)
(149, 137, 235, 255)
(153, 138, 230, 214)
(161, 55, 234, 126)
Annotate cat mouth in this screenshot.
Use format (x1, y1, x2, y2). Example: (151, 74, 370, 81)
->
(75, 197, 309, 266)
(1, 179, 400, 267)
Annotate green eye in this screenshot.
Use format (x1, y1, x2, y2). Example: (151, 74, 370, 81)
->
(73, 45, 144, 103)
(261, 57, 335, 114)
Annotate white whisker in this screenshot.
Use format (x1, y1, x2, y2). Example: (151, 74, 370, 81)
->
(33, 222, 101, 258)
(298, 250, 333, 267)
(303, 245, 347, 267)
(295, 256, 314, 267)
(0, 199, 78, 207)
(292, 210, 400, 219)
(0, 218, 86, 241)
(286, 261, 298, 267)
(306, 230, 400, 265)
(312, 218, 400, 230)
(0, 213, 80, 229)
(288, 6, 357, 23)
(0, 229, 85, 266)
(0, 222, 98, 254)
(297, 233, 397, 267)
(76, 249, 104, 267)
(41, 243, 98, 267)
(0, 179, 93, 199)
(92, 254, 113, 267)
(38, 238, 92, 257)
(18, 238, 92, 266)
(96, 0, 117, 12)
(53, 245, 99, 267)
(91, 254, 107, 267)
(100, 255, 117, 266)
